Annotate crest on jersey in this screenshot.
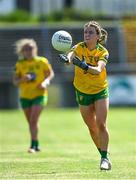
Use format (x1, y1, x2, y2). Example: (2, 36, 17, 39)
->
(94, 56, 99, 61)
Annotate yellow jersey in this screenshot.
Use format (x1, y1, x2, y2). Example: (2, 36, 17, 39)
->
(73, 42, 109, 94)
(15, 56, 51, 99)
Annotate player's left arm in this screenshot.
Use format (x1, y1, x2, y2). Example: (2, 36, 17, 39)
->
(87, 51, 108, 75)
(38, 61, 55, 89)
(87, 60, 106, 75)
(58, 49, 108, 75)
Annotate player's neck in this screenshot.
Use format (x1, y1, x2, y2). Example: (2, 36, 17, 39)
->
(24, 56, 35, 60)
(86, 42, 97, 51)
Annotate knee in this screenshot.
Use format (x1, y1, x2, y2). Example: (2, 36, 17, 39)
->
(87, 124, 98, 134)
(29, 121, 38, 128)
(97, 122, 106, 132)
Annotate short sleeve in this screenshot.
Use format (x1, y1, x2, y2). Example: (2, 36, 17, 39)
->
(99, 50, 109, 64)
(72, 43, 83, 59)
(14, 62, 21, 76)
(40, 57, 52, 72)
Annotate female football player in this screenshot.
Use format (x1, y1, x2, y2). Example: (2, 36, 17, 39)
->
(59, 21, 111, 170)
(13, 38, 54, 153)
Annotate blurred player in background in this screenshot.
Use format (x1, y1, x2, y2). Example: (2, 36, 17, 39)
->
(13, 38, 54, 153)
(59, 21, 111, 170)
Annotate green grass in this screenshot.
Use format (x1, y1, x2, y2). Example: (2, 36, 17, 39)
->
(0, 107, 136, 179)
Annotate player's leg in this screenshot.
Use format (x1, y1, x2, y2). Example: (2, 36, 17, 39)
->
(28, 104, 43, 151)
(75, 89, 101, 155)
(23, 107, 36, 153)
(20, 98, 35, 152)
(79, 104, 101, 155)
(95, 98, 109, 155)
(21, 96, 45, 152)
(27, 96, 47, 152)
(23, 107, 32, 123)
(95, 98, 111, 170)
(20, 98, 32, 122)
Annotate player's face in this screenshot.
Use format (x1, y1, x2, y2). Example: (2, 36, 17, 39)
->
(84, 26, 99, 44)
(22, 44, 35, 59)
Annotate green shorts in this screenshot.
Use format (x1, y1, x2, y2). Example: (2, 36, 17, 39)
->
(75, 88, 109, 106)
(20, 96, 48, 109)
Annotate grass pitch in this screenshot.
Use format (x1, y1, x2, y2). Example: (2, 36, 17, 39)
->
(0, 107, 136, 179)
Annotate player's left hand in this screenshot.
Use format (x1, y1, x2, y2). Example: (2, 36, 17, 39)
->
(38, 79, 50, 89)
(72, 56, 89, 71)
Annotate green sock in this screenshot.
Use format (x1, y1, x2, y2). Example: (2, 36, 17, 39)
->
(31, 140, 37, 148)
(35, 140, 39, 149)
(101, 150, 108, 159)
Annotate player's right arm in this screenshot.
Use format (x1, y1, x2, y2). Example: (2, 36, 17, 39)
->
(59, 51, 76, 64)
(59, 51, 89, 71)
(13, 74, 32, 86)
(13, 63, 31, 86)
(67, 51, 75, 63)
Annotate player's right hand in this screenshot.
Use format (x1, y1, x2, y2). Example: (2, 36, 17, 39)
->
(58, 54, 70, 64)
(27, 73, 36, 81)
(21, 73, 35, 82)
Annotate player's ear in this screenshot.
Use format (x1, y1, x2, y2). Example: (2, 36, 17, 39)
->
(96, 34, 100, 42)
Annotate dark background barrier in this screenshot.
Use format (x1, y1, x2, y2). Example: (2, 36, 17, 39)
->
(0, 24, 135, 108)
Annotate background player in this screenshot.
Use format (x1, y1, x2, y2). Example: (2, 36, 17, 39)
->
(13, 38, 54, 153)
